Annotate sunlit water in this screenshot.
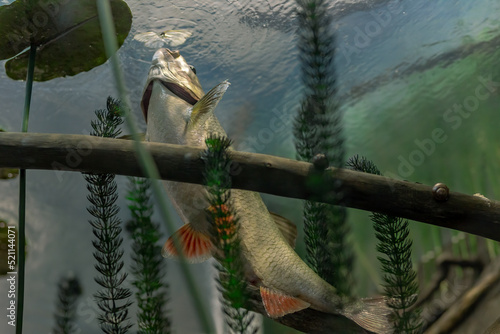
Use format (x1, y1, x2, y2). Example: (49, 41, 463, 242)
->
(0, 0, 499, 333)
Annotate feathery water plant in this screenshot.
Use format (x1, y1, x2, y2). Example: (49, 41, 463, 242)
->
(53, 275, 82, 334)
(84, 97, 133, 334)
(126, 177, 170, 334)
(347, 155, 422, 333)
(202, 134, 257, 334)
(293, 0, 353, 295)
(294, 0, 343, 164)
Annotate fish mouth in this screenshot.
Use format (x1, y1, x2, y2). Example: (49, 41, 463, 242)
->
(141, 48, 202, 121)
(141, 80, 198, 121)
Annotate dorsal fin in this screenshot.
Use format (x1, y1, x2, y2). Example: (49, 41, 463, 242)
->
(187, 80, 230, 128)
(270, 212, 297, 248)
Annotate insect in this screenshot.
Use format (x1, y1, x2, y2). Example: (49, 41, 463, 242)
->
(133, 30, 192, 48)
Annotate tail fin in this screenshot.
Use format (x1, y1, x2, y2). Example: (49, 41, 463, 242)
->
(342, 297, 393, 334)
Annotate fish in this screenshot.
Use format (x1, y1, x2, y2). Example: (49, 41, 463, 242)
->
(140, 48, 393, 333)
(134, 30, 192, 48)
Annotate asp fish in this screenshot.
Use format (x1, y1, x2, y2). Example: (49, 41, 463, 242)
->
(140, 48, 393, 333)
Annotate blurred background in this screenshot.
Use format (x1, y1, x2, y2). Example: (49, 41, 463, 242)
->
(0, 0, 499, 333)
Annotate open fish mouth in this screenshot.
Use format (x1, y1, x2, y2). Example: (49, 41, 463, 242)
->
(141, 79, 198, 121)
(141, 48, 202, 121)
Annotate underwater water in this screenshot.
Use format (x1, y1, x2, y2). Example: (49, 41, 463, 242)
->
(0, 0, 499, 333)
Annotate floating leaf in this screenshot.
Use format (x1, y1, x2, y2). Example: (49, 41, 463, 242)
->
(0, 0, 132, 81)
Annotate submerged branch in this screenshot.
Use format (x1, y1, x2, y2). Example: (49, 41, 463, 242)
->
(424, 256, 500, 334)
(2, 132, 500, 241)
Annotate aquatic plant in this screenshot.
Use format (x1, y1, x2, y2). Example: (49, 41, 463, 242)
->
(293, 0, 353, 295)
(95, 2, 213, 331)
(347, 155, 422, 333)
(202, 135, 258, 334)
(52, 274, 82, 334)
(0, 2, 131, 331)
(83, 97, 133, 334)
(126, 177, 170, 334)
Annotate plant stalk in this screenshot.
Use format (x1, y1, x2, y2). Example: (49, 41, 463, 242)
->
(17, 42, 36, 334)
(95, 1, 214, 333)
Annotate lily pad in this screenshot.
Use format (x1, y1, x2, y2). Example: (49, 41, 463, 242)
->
(0, 0, 132, 81)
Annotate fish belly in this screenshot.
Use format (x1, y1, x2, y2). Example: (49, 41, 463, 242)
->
(231, 189, 341, 313)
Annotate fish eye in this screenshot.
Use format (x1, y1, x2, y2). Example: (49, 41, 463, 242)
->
(189, 65, 196, 74)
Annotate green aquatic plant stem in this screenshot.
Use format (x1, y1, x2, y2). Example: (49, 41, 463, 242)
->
(53, 275, 82, 334)
(85, 98, 133, 333)
(347, 155, 421, 333)
(202, 135, 257, 334)
(22, 44, 36, 133)
(294, 0, 352, 295)
(126, 178, 170, 334)
(17, 42, 36, 334)
(16, 170, 25, 334)
(372, 213, 421, 333)
(95, 1, 214, 333)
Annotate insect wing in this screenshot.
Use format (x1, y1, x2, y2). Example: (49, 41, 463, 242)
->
(162, 30, 193, 46)
(134, 32, 166, 48)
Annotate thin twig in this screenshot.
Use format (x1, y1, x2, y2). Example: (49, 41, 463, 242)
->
(416, 255, 484, 309)
(424, 257, 500, 334)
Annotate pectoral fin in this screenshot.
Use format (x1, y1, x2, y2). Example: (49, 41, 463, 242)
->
(162, 223, 214, 263)
(187, 80, 230, 127)
(270, 213, 297, 248)
(260, 286, 310, 318)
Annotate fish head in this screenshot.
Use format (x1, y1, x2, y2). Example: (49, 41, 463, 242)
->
(141, 48, 204, 121)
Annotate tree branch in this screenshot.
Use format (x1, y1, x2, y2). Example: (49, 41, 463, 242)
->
(2, 132, 500, 242)
(415, 254, 483, 309)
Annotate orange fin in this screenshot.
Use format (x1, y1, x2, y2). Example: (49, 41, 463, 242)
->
(260, 286, 310, 318)
(161, 224, 213, 263)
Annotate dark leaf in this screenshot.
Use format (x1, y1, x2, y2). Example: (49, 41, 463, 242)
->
(0, 0, 132, 81)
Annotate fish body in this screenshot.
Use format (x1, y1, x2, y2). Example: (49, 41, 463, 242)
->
(141, 48, 392, 333)
(485, 318, 500, 334)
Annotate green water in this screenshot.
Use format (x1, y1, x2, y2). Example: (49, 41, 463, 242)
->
(343, 34, 500, 294)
